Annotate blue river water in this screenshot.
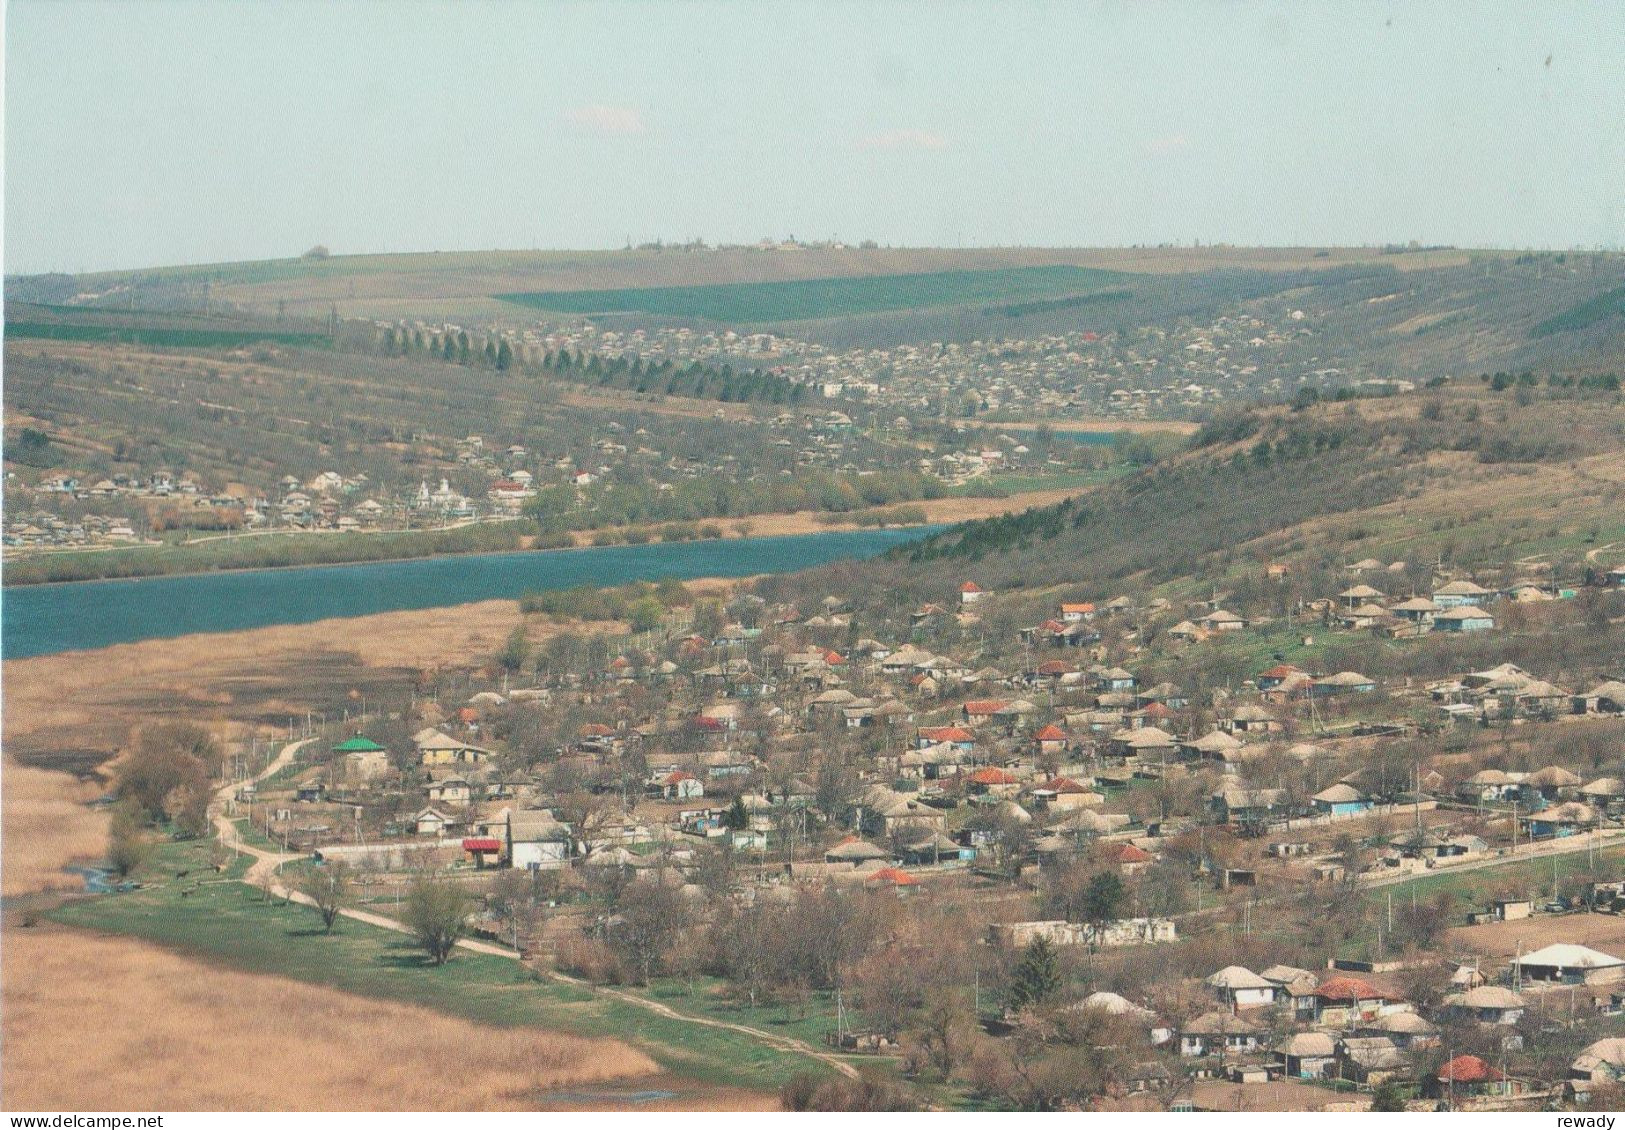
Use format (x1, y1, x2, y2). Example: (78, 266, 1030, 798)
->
(1, 526, 940, 659)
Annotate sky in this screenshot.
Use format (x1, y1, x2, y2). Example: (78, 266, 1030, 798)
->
(4, 0, 1622, 274)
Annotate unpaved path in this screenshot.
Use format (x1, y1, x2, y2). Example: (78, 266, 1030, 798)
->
(208, 748, 859, 1079)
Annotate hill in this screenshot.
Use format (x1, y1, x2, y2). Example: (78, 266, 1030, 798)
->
(764, 385, 1625, 623)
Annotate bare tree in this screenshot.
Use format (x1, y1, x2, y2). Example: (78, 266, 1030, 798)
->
(402, 874, 470, 965)
(298, 861, 351, 933)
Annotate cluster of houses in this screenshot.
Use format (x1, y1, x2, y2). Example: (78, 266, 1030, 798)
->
(1086, 942, 1625, 1110)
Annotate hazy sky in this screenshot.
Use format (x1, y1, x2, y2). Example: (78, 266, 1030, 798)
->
(5, 0, 1622, 274)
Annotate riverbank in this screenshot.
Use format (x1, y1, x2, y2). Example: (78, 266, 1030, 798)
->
(1, 479, 1100, 587)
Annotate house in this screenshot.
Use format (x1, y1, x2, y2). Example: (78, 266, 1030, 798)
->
(1096, 667, 1137, 692)
(1514, 943, 1625, 985)
(1177, 1012, 1264, 1058)
(1312, 783, 1372, 817)
(1030, 776, 1100, 812)
(824, 837, 892, 865)
(414, 728, 493, 766)
(1338, 1036, 1410, 1086)
(959, 582, 985, 605)
(1256, 664, 1308, 691)
(1432, 579, 1493, 608)
(1059, 602, 1096, 622)
(1573, 681, 1625, 715)
(1200, 608, 1247, 632)
(1033, 724, 1069, 757)
(1224, 703, 1281, 734)
(1205, 966, 1276, 1010)
(652, 771, 704, 800)
(508, 810, 573, 870)
(1358, 1010, 1439, 1050)
(961, 700, 1008, 725)
(1312, 671, 1376, 696)
(412, 806, 457, 836)
(1443, 985, 1527, 1026)
(1434, 606, 1495, 632)
(1275, 1031, 1337, 1079)
(1524, 801, 1597, 839)
(1569, 1037, 1625, 1104)
(426, 776, 472, 806)
(1429, 1055, 1522, 1102)
(1390, 596, 1442, 623)
(1313, 975, 1394, 1025)
(1211, 784, 1289, 826)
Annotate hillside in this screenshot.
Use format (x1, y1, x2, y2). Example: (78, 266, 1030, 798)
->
(766, 385, 1625, 621)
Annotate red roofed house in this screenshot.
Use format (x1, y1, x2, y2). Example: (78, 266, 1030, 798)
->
(865, 866, 920, 890)
(1314, 976, 1395, 1026)
(1034, 724, 1069, 756)
(959, 581, 986, 605)
(1060, 602, 1096, 621)
(1429, 1055, 1524, 1103)
(966, 766, 1021, 796)
(653, 771, 704, 800)
(1098, 841, 1154, 875)
(962, 700, 1008, 724)
(918, 726, 975, 750)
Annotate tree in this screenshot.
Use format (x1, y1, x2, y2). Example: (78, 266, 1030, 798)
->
(1370, 1080, 1407, 1111)
(107, 801, 151, 878)
(724, 794, 750, 831)
(298, 861, 350, 933)
(497, 625, 529, 674)
(402, 875, 470, 965)
(628, 596, 665, 633)
(608, 880, 687, 984)
(118, 722, 222, 836)
(1080, 871, 1127, 946)
(496, 338, 514, 371)
(1007, 936, 1061, 1011)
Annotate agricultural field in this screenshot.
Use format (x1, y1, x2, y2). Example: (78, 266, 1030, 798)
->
(495, 265, 1132, 323)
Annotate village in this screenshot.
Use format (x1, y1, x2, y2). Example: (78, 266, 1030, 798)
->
(213, 551, 1625, 1113)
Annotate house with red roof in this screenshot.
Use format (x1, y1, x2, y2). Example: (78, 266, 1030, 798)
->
(1097, 840, 1154, 875)
(865, 866, 920, 890)
(1034, 724, 1069, 755)
(965, 766, 1022, 796)
(917, 725, 975, 751)
(1314, 975, 1398, 1026)
(959, 581, 986, 605)
(650, 770, 703, 801)
(1428, 1055, 1525, 1103)
(962, 699, 1008, 724)
(1059, 602, 1096, 622)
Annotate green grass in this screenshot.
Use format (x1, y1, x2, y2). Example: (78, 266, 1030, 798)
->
(496, 266, 1129, 323)
(4, 321, 329, 349)
(47, 837, 834, 1092)
(1531, 284, 1625, 337)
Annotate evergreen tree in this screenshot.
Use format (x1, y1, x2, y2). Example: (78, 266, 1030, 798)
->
(1007, 936, 1061, 1011)
(496, 338, 513, 371)
(724, 794, 750, 831)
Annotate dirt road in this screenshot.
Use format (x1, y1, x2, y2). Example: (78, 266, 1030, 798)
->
(208, 749, 859, 1080)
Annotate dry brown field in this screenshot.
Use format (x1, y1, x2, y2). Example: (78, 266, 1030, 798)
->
(1445, 911, 1625, 960)
(0, 927, 667, 1111)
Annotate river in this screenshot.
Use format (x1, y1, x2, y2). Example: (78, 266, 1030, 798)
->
(1, 526, 939, 660)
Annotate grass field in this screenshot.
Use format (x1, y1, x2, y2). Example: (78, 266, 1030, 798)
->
(4, 320, 329, 349)
(495, 266, 1131, 323)
(45, 837, 836, 1095)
